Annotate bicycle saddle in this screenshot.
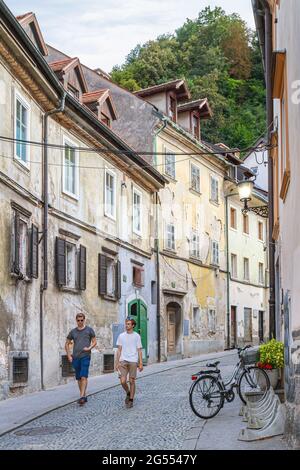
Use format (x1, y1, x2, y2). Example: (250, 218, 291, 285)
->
(206, 361, 220, 368)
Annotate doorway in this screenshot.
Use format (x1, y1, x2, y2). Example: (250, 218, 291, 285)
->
(128, 299, 148, 364)
(231, 306, 237, 348)
(166, 302, 182, 356)
(258, 311, 264, 343)
(244, 308, 253, 343)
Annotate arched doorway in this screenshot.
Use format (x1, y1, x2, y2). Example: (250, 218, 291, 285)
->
(166, 302, 182, 357)
(128, 299, 148, 364)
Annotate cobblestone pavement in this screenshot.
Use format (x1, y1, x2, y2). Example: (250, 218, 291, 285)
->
(0, 355, 236, 450)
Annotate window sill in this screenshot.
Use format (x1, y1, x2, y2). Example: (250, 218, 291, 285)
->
(164, 174, 177, 183)
(163, 248, 177, 255)
(133, 230, 142, 238)
(189, 188, 201, 197)
(9, 382, 28, 389)
(210, 263, 220, 268)
(189, 255, 201, 262)
(62, 190, 79, 202)
(14, 157, 30, 173)
(10, 272, 32, 282)
(104, 212, 117, 222)
(132, 283, 144, 289)
(103, 294, 118, 302)
(209, 199, 220, 207)
(59, 286, 81, 294)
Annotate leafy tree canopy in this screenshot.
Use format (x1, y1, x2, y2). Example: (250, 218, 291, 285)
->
(110, 7, 265, 149)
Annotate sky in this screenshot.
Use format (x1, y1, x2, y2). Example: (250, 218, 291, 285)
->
(7, 0, 255, 73)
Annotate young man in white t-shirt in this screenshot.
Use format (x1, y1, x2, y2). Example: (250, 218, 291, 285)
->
(115, 317, 143, 408)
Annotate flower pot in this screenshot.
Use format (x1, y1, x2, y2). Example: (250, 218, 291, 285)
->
(266, 368, 279, 389)
(256, 367, 279, 390)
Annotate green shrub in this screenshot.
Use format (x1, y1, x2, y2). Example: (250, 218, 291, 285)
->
(259, 339, 284, 369)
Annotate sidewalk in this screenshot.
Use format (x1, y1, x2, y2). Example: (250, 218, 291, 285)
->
(184, 377, 289, 450)
(0, 349, 234, 437)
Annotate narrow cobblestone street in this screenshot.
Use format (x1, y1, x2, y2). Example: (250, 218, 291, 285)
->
(0, 355, 232, 450)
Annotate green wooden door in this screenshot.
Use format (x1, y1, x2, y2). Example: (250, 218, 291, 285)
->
(128, 299, 148, 364)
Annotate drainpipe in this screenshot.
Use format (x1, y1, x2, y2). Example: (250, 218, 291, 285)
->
(40, 92, 66, 389)
(155, 192, 161, 362)
(153, 117, 166, 363)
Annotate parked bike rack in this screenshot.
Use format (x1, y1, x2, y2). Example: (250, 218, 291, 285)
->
(238, 387, 286, 441)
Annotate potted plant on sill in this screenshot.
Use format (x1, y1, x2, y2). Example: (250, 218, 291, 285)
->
(257, 338, 284, 389)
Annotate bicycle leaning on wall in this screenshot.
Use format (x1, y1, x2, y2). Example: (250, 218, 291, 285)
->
(189, 345, 270, 419)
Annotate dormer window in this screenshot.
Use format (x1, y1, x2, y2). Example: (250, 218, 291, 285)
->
(192, 113, 200, 139)
(67, 84, 79, 100)
(101, 113, 111, 128)
(169, 96, 177, 122)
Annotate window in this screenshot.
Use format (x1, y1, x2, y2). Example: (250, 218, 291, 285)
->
(11, 211, 39, 280)
(101, 113, 111, 128)
(190, 230, 200, 258)
(230, 207, 237, 229)
(191, 164, 200, 193)
(243, 257, 250, 281)
(55, 238, 86, 290)
(193, 307, 200, 331)
(166, 224, 175, 251)
(243, 214, 249, 234)
(133, 266, 144, 287)
(165, 151, 176, 179)
(192, 114, 199, 139)
(15, 93, 30, 166)
(66, 242, 77, 288)
(67, 84, 79, 99)
(259, 263, 264, 284)
(133, 188, 142, 235)
(105, 170, 116, 219)
(231, 253, 237, 278)
(228, 166, 237, 180)
(12, 356, 28, 384)
(63, 138, 78, 198)
(210, 176, 219, 203)
(208, 309, 216, 332)
(169, 96, 176, 122)
(98, 254, 121, 299)
(258, 221, 263, 241)
(212, 241, 219, 266)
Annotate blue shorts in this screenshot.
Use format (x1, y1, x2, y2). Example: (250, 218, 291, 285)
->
(72, 356, 91, 380)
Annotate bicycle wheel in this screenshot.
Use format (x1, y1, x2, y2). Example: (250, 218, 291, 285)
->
(189, 374, 224, 419)
(238, 366, 270, 405)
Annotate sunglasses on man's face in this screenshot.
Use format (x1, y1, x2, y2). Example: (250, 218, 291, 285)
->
(77, 319, 84, 322)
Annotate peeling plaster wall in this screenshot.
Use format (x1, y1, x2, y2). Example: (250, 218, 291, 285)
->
(0, 55, 158, 399)
(156, 130, 226, 358)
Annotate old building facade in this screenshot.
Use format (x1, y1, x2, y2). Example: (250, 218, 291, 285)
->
(0, 5, 165, 399)
(253, 0, 300, 449)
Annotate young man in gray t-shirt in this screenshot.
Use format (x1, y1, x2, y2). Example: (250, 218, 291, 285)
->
(65, 313, 97, 406)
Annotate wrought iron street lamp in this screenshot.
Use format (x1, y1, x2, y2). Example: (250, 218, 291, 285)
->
(238, 180, 269, 218)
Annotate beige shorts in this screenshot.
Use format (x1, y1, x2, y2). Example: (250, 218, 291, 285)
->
(119, 361, 138, 379)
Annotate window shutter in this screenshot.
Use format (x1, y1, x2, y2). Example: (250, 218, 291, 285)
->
(98, 254, 107, 295)
(55, 237, 66, 286)
(29, 224, 39, 279)
(13, 213, 20, 274)
(79, 245, 86, 290)
(115, 260, 121, 300)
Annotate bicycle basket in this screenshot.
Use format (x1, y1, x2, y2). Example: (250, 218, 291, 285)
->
(240, 346, 259, 365)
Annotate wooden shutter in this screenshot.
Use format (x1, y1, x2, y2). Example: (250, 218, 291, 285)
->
(55, 237, 66, 286)
(79, 245, 86, 290)
(98, 254, 107, 295)
(13, 213, 20, 274)
(29, 224, 39, 279)
(115, 260, 121, 300)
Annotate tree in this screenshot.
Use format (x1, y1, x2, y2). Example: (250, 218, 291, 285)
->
(110, 7, 266, 149)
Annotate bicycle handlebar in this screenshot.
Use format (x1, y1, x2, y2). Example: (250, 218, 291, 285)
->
(237, 345, 251, 356)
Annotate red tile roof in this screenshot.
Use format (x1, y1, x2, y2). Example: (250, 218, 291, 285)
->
(49, 57, 77, 72)
(82, 90, 108, 104)
(134, 79, 190, 100)
(16, 12, 33, 21)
